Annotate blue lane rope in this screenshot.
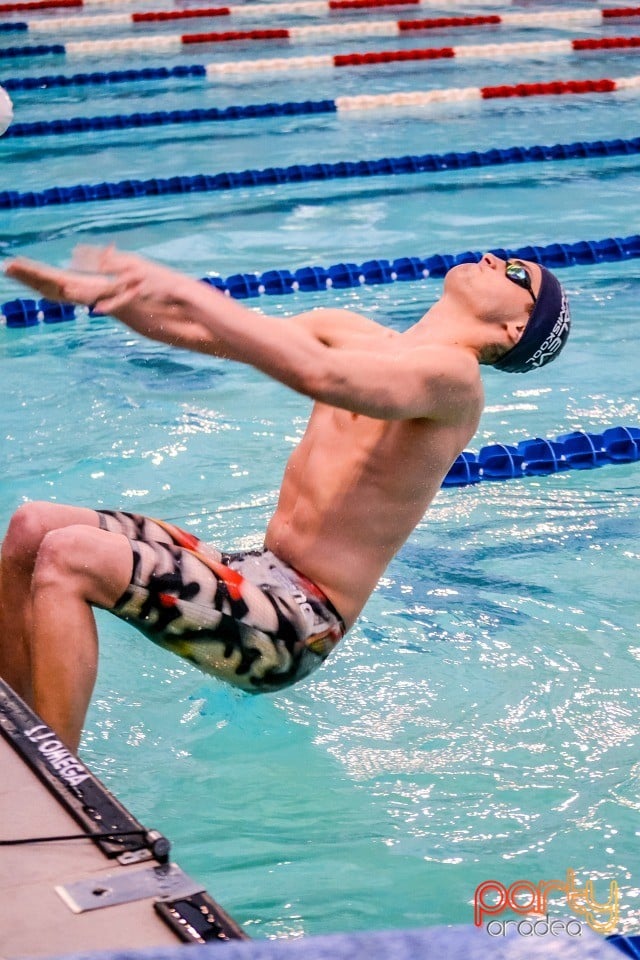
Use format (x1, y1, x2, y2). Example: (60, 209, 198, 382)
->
(443, 427, 640, 487)
(3, 233, 638, 323)
(0, 43, 63, 58)
(2, 64, 208, 92)
(3, 134, 640, 211)
(0, 99, 337, 138)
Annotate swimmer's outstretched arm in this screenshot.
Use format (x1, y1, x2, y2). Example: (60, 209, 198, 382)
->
(5, 246, 479, 422)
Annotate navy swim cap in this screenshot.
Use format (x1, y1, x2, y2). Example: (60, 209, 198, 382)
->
(494, 265, 571, 374)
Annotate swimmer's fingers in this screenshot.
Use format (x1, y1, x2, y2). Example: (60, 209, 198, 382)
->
(90, 278, 145, 317)
(69, 244, 112, 275)
(71, 243, 142, 278)
(72, 243, 149, 281)
(4, 256, 120, 306)
(75, 247, 210, 322)
(73, 245, 179, 316)
(4, 257, 69, 301)
(95, 245, 193, 301)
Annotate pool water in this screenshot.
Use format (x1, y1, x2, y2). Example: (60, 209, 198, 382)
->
(1, 2, 639, 939)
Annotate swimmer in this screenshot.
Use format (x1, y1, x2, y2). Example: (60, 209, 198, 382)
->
(0, 247, 570, 751)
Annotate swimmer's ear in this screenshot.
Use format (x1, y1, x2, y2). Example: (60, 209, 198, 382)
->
(505, 316, 527, 347)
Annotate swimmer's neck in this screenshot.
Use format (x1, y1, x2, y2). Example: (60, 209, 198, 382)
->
(400, 298, 481, 359)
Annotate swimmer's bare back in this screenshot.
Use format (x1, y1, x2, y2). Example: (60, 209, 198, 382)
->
(5, 247, 485, 626)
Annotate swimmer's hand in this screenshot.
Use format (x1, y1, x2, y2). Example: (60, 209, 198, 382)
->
(4, 245, 224, 350)
(3, 246, 144, 315)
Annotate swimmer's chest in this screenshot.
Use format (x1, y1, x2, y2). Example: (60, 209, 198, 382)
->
(328, 405, 450, 466)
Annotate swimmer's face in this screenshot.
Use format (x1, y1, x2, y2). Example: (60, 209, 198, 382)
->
(445, 253, 542, 327)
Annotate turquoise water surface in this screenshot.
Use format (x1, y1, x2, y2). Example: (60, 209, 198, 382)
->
(1, 1, 639, 939)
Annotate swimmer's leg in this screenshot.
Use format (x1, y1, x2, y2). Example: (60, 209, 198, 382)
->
(28, 523, 133, 753)
(0, 502, 102, 705)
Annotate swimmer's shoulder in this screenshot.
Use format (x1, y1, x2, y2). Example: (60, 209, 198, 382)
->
(288, 307, 390, 347)
(410, 342, 484, 427)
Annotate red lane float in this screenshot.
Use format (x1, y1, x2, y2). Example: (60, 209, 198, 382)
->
(15, 3, 637, 46)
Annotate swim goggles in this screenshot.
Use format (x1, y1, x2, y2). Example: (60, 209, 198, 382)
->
(505, 260, 537, 304)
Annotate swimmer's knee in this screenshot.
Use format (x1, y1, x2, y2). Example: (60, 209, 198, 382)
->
(32, 525, 100, 595)
(3, 502, 61, 567)
(32, 525, 133, 608)
(3, 502, 102, 570)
